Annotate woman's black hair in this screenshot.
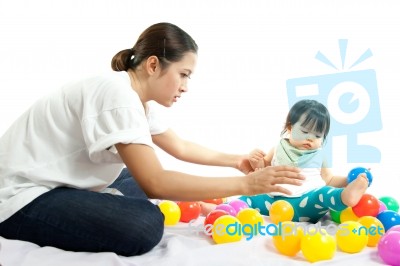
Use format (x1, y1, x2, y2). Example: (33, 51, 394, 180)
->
(111, 22, 198, 72)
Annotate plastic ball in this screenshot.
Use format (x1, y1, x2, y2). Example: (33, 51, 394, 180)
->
(387, 225, 400, 233)
(215, 203, 237, 216)
(347, 167, 372, 186)
(329, 209, 341, 223)
(269, 200, 294, 224)
(202, 198, 224, 205)
(340, 207, 359, 223)
(228, 199, 249, 213)
(272, 221, 303, 256)
(377, 210, 400, 231)
(158, 200, 181, 226)
(352, 193, 380, 217)
(378, 231, 400, 266)
(204, 209, 229, 237)
(301, 228, 336, 263)
(177, 201, 201, 223)
(379, 196, 399, 212)
(378, 200, 388, 214)
(236, 208, 264, 235)
(336, 221, 368, 253)
(357, 216, 385, 247)
(212, 215, 242, 244)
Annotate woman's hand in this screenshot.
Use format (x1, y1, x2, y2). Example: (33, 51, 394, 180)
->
(236, 154, 254, 174)
(243, 165, 305, 195)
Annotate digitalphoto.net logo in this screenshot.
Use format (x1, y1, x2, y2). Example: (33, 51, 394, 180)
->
(188, 220, 384, 241)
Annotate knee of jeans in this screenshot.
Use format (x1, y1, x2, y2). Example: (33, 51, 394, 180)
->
(122, 201, 164, 256)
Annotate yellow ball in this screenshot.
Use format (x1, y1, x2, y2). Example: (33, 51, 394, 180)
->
(357, 216, 385, 247)
(236, 208, 264, 236)
(336, 221, 368, 253)
(269, 200, 294, 224)
(212, 215, 242, 244)
(158, 200, 181, 226)
(272, 221, 303, 256)
(340, 207, 359, 223)
(301, 229, 336, 263)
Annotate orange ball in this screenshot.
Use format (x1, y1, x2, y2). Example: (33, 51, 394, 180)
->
(270, 200, 294, 224)
(202, 198, 224, 205)
(358, 216, 385, 247)
(177, 201, 201, 223)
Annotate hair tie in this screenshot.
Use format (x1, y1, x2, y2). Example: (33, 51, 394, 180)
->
(130, 48, 135, 60)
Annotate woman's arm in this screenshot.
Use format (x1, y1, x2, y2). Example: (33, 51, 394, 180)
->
(116, 142, 305, 201)
(152, 129, 252, 173)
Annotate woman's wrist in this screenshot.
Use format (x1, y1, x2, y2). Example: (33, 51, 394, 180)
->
(234, 154, 252, 174)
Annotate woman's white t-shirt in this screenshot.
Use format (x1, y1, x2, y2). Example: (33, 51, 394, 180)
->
(0, 71, 168, 222)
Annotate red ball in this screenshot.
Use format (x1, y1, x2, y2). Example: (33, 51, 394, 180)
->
(202, 198, 224, 205)
(204, 209, 229, 237)
(177, 201, 201, 223)
(352, 193, 380, 217)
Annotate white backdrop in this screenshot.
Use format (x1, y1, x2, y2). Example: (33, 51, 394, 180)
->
(0, 0, 399, 200)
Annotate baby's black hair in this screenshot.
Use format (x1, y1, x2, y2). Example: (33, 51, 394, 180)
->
(281, 99, 330, 140)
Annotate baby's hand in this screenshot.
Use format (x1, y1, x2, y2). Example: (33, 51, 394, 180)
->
(249, 149, 266, 169)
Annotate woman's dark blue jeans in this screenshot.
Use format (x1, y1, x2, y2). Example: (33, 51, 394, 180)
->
(0, 168, 164, 256)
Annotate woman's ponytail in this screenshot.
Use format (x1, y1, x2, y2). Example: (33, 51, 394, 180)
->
(111, 49, 134, 71)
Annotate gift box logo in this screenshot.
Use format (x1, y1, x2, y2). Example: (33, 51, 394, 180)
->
(286, 39, 382, 166)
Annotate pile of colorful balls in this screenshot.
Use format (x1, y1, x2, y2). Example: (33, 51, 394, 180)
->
(157, 167, 400, 265)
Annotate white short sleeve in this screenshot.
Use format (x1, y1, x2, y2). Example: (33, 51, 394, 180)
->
(78, 72, 167, 163)
(146, 101, 169, 135)
(82, 107, 153, 163)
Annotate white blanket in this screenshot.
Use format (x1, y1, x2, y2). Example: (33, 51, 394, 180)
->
(0, 216, 387, 266)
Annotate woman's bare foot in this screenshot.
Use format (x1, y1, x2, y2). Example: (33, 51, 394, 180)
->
(341, 174, 369, 207)
(199, 202, 217, 216)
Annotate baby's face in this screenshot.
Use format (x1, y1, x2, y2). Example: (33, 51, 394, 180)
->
(289, 122, 324, 150)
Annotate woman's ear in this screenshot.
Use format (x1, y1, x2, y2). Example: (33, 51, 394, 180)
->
(145, 56, 160, 75)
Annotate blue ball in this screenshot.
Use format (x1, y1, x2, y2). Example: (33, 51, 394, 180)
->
(377, 210, 400, 231)
(347, 167, 373, 187)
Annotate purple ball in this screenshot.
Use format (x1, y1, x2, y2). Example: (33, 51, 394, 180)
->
(378, 231, 400, 266)
(387, 225, 400, 234)
(228, 199, 249, 213)
(215, 203, 237, 216)
(378, 200, 388, 214)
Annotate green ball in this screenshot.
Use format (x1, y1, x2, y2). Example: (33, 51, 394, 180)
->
(329, 209, 341, 223)
(379, 196, 399, 212)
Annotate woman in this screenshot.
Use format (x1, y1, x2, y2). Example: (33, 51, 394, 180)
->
(0, 22, 304, 256)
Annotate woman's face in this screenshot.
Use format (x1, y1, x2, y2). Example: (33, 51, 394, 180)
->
(151, 52, 197, 107)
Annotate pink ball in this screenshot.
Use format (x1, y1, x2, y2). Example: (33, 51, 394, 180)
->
(215, 203, 237, 216)
(378, 200, 388, 214)
(388, 225, 400, 234)
(228, 199, 249, 213)
(378, 231, 400, 266)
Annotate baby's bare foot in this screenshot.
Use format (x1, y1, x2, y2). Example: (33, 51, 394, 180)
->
(341, 174, 369, 207)
(199, 202, 217, 216)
